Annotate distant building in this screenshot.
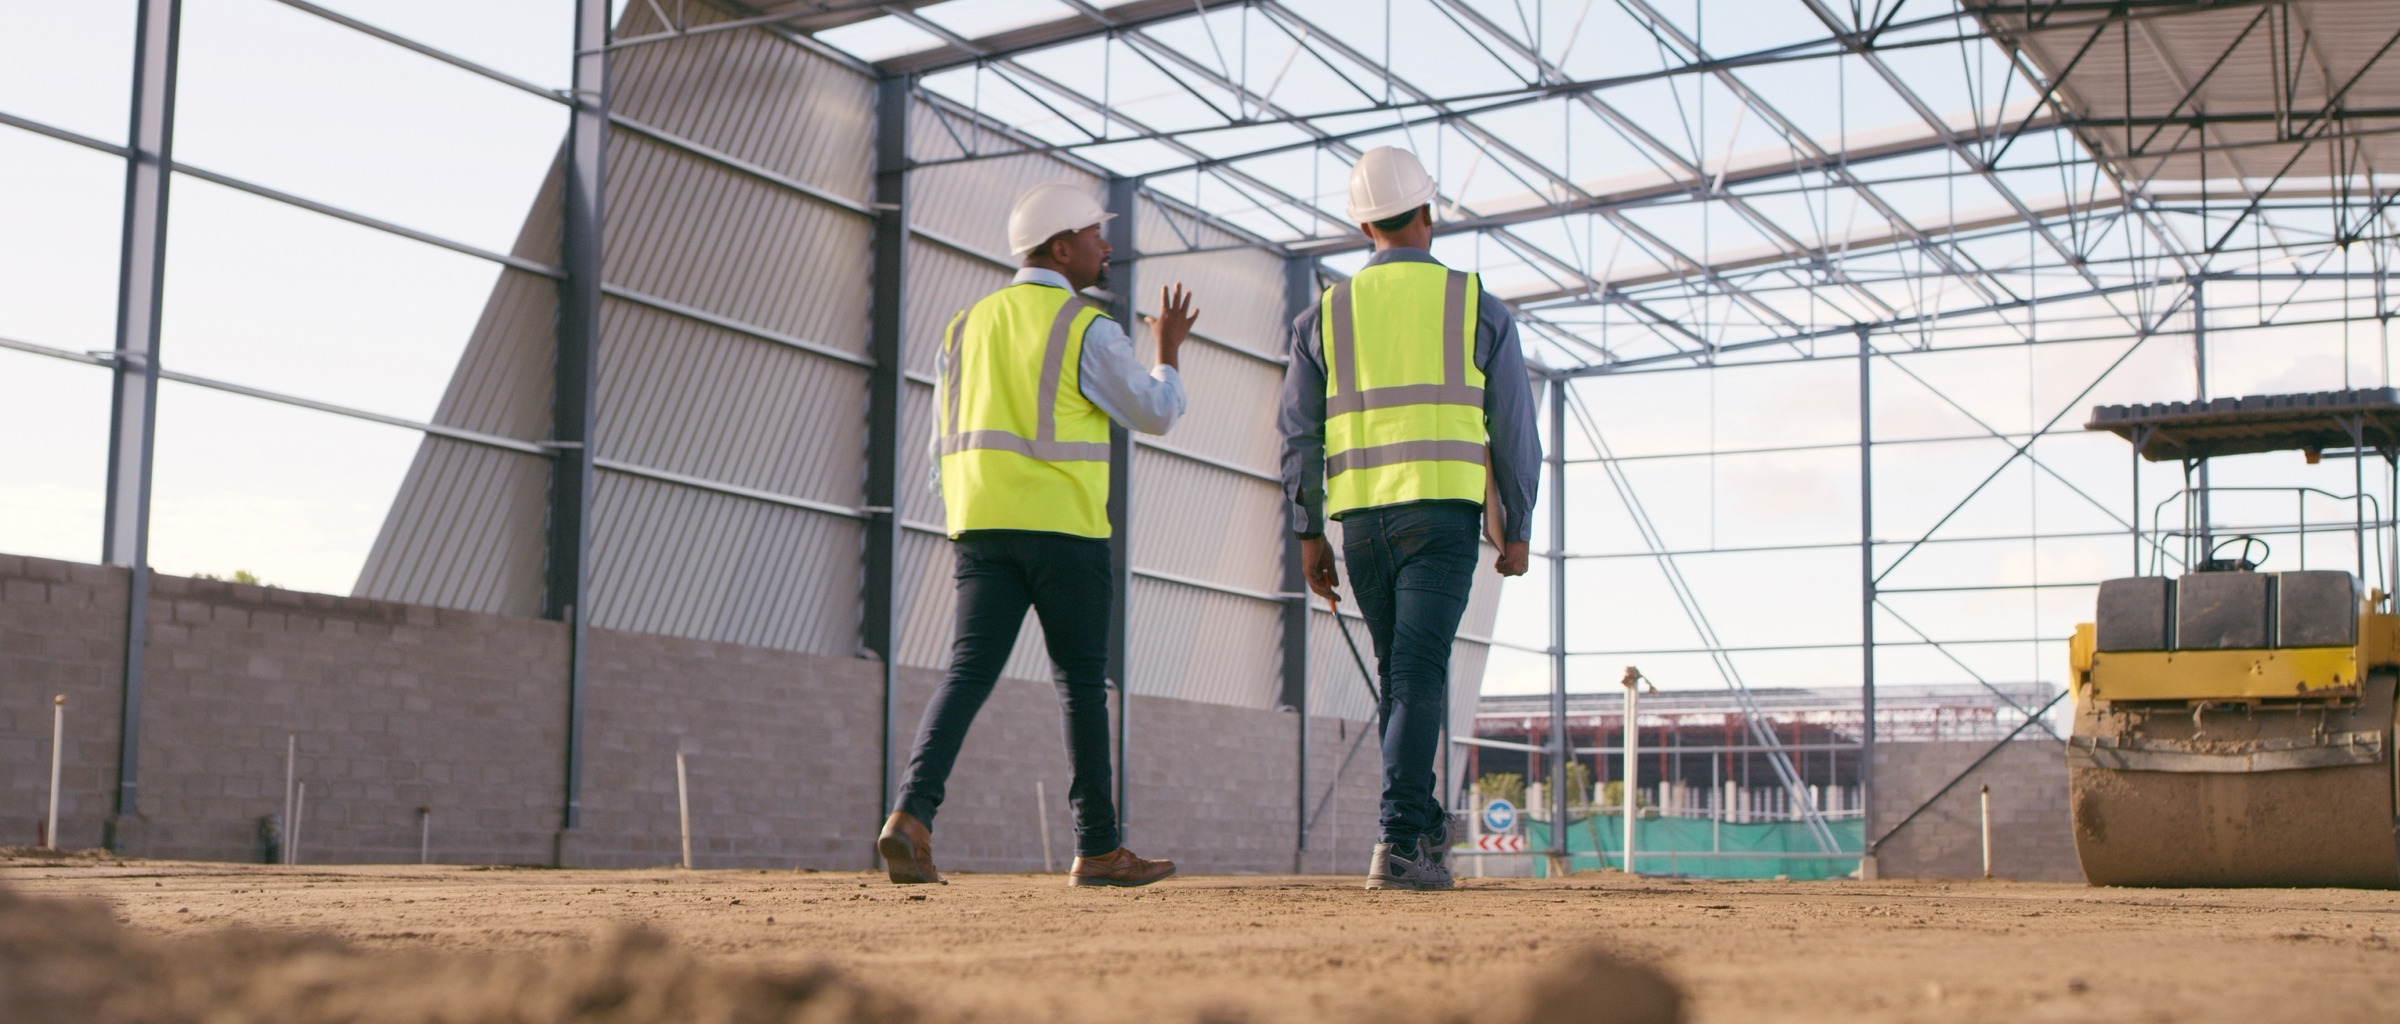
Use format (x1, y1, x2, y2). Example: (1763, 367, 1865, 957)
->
(1463, 683, 2059, 820)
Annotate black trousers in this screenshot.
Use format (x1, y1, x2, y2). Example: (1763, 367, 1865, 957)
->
(894, 529, 1119, 856)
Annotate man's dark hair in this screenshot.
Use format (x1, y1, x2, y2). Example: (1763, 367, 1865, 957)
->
(1371, 205, 1425, 234)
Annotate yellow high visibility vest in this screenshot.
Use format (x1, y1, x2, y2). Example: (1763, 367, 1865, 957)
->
(1321, 262, 1487, 517)
(938, 283, 1113, 538)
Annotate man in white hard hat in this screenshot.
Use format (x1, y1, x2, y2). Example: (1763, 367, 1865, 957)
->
(1278, 146, 1540, 890)
(879, 180, 1198, 888)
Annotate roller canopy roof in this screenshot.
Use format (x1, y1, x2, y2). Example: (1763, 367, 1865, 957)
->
(2086, 389, 2400, 461)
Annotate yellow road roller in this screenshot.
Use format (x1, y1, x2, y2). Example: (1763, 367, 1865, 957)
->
(2072, 390, 2400, 887)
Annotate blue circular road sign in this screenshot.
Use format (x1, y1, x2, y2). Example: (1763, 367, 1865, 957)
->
(1481, 799, 1517, 833)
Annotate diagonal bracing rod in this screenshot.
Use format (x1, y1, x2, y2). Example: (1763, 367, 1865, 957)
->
(1565, 384, 1842, 851)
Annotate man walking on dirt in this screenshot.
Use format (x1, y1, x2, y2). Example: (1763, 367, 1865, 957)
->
(1279, 147, 1539, 890)
(879, 181, 1197, 888)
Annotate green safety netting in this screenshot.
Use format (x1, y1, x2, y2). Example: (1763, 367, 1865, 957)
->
(1515, 814, 1864, 880)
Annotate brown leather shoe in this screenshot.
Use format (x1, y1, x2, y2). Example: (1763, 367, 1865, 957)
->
(877, 811, 945, 885)
(1068, 847, 1175, 887)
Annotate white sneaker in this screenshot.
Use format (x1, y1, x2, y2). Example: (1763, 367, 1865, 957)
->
(1365, 840, 1455, 890)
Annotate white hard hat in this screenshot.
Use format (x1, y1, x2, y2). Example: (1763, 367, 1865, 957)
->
(1346, 146, 1438, 224)
(1008, 181, 1115, 257)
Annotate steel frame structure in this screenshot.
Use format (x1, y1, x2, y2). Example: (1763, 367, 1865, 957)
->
(6, 0, 2398, 872)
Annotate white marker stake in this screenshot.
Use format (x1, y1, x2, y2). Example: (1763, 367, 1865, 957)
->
(418, 807, 430, 865)
(45, 695, 65, 850)
(676, 749, 692, 870)
(1035, 780, 1054, 873)
(292, 781, 306, 866)
(1622, 670, 1639, 875)
(283, 732, 296, 865)
(1979, 784, 1992, 879)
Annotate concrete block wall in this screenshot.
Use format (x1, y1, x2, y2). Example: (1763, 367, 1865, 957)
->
(1873, 738, 2079, 882)
(0, 555, 128, 851)
(1294, 715, 1391, 876)
(136, 570, 566, 864)
(566, 631, 885, 869)
(0, 553, 1380, 873)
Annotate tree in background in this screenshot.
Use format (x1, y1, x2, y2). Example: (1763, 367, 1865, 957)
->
(1601, 780, 1653, 811)
(1473, 772, 1524, 809)
(194, 570, 277, 588)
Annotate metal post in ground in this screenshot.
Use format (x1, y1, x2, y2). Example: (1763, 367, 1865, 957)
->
(418, 807, 430, 865)
(292, 781, 306, 865)
(676, 750, 692, 870)
(1622, 667, 1639, 875)
(282, 731, 295, 865)
(46, 695, 65, 850)
(1036, 780, 1055, 873)
(1979, 784, 1992, 879)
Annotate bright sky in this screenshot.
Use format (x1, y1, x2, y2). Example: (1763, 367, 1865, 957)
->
(2, 0, 2392, 702)
(2, 0, 566, 592)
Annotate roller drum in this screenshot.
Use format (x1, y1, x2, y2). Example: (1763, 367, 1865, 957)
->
(2069, 673, 2400, 888)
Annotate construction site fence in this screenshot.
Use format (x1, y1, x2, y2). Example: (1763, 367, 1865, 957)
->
(1521, 814, 1865, 880)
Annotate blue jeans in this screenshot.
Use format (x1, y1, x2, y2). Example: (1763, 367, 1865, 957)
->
(1340, 501, 1478, 846)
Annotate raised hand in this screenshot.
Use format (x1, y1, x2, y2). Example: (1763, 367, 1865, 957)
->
(1143, 282, 1200, 369)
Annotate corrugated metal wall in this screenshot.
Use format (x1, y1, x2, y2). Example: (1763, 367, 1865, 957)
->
(359, 3, 880, 660)
(354, 4, 1502, 718)
(352, 148, 562, 616)
(1121, 201, 1291, 708)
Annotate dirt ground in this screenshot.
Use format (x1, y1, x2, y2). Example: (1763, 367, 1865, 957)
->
(7, 854, 2399, 1023)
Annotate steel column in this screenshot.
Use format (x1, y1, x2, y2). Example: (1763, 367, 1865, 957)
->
(2194, 284, 2211, 558)
(866, 75, 911, 851)
(1546, 376, 1570, 865)
(1279, 255, 1314, 872)
(2131, 424, 2146, 575)
(1857, 326, 1877, 871)
(1104, 176, 1138, 842)
(101, 0, 182, 850)
(2354, 413, 2369, 584)
(549, 0, 608, 851)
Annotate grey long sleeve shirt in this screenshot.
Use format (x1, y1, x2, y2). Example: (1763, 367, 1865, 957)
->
(1278, 247, 1542, 541)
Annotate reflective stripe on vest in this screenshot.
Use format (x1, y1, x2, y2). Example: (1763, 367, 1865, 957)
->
(1321, 262, 1487, 517)
(938, 284, 1113, 538)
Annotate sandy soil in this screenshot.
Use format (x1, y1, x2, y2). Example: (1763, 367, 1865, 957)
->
(7, 854, 2399, 1023)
